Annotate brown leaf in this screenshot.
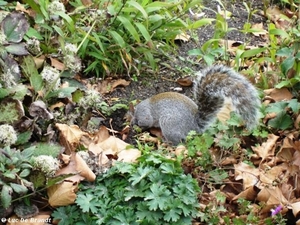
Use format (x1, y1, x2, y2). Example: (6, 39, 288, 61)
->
(257, 186, 288, 205)
(111, 79, 130, 90)
(98, 78, 130, 94)
(264, 88, 293, 101)
(81, 0, 92, 6)
(232, 186, 258, 201)
(74, 153, 96, 181)
(176, 76, 193, 87)
(56, 152, 95, 182)
(251, 134, 279, 162)
(175, 32, 190, 42)
(33, 56, 45, 69)
(291, 202, 300, 217)
(234, 162, 260, 190)
(50, 57, 65, 70)
(55, 123, 90, 153)
(47, 181, 77, 207)
(251, 23, 268, 36)
(117, 148, 141, 163)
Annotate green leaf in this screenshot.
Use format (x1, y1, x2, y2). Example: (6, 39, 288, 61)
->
(241, 47, 267, 58)
(1, 12, 30, 43)
(54, 11, 75, 32)
(188, 18, 214, 29)
(1, 185, 12, 209)
(127, 1, 148, 18)
(276, 47, 293, 57)
(19, 169, 31, 178)
(108, 30, 126, 48)
(269, 28, 289, 39)
(26, 27, 43, 40)
(21, 56, 43, 92)
(129, 166, 152, 185)
(281, 56, 295, 75)
(117, 16, 140, 42)
(5, 44, 29, 55)
(268, 111, 293, 129)
(287, 99, 300, 113)
(0, 88, 9, 99)
(135, 22, 152, 42)
(145, 183, 171, 210)
(75, 193, 99, 213)
(15, 131, 32, 145)
(46, 87, 77, 99)
(10, 183, 28, 194)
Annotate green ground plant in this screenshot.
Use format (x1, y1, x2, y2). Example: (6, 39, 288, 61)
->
(52, 152, 200, 225)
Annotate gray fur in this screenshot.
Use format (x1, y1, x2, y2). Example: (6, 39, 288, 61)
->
(132, 65, 261, 145)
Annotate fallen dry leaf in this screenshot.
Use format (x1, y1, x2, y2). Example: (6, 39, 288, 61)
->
(74, 153, 96, 181)
(117, 148, 141, 163)
(55, 123, 91, 153)
(50, 57, 65, 70)
(251, 23, 268, 36)
(175, 32, 190, 42)
(257, 186, 288, 205)
(56, 152, 95, 182)
(264, 88, 293, 101)
(48, 181, 77, 207)
(232, 186, 258, 201)
(291, 201, 300, 217)
(176, 76, 193, 87)
(234, 162, 260, 190)
(251, 134, 279, 162)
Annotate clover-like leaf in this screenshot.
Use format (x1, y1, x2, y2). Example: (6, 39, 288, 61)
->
(1, 12, 29, 43)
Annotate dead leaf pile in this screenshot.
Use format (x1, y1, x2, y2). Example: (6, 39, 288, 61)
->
(45, 124, 140, 208)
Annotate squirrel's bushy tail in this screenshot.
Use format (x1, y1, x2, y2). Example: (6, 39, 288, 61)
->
(194, 65, 260, 131)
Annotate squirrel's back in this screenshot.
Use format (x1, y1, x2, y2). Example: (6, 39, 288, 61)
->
(132, 65, 261, 145)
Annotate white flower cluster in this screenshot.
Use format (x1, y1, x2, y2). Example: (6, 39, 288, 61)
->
(78, 89, 103, 109)
(63, 43, 82, 73)
(40, 66, 61, 90)
(48, 0, 65, 15)
(32, 155, 60, 177)
(64, 43, 77, 55)
(26, 38, 41, 55)
(0, 124, 17, 146)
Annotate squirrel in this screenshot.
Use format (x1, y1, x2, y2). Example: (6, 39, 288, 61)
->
(131, 65, 261, 145)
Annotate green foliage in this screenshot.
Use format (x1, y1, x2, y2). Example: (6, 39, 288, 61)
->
(30, 143, 62, 157)
(67, 0, 204, 77)
(0, 101, 20, 123)
(52, 152, 200, 225)
(265, 99, 300, 130)
(0, 147, 34, 209)
(185, 131, 214, 168)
